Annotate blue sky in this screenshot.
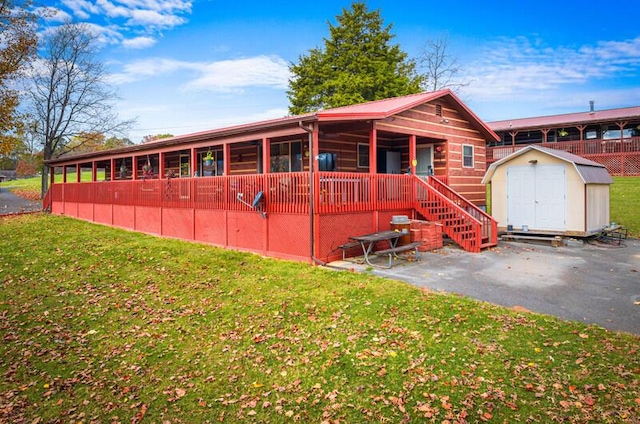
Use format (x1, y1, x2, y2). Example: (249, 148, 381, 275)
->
(41, 0, 640, 143)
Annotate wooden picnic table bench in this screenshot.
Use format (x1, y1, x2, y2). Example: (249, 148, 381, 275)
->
(373, 241, 422, 268)
(349, 230, 421, 268)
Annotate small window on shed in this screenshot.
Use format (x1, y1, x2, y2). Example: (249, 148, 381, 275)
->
(462, 144, 474, 168)
(435, 104, 442, 117)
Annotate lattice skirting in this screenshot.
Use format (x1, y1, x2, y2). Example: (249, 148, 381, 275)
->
(584, 153, 640, 176)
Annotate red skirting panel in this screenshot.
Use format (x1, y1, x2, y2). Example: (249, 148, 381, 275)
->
(77, 203, 94, 221)
(94, 204, 112, 225)
(318, 212, 373, 262)
(226, 211, 265, 251)
(113, 204, 135, 230)
(135, 206, 162, 235)
(194, 210, 227, 245)
(162, 208, 195, 240)
(267, 213, 310, 260)
(51, 201, 64, 215)
(65, 202, 79, 217)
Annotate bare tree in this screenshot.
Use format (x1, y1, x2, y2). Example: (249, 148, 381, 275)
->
(418, 34, 470, 93)
(26, 22, 135, 196)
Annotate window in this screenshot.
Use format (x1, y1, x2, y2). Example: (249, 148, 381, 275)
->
(585, 130, 598, 140)
(270, 141, 302, 172)
(357, 143, 369, 168)
(462, 144, 474, 168)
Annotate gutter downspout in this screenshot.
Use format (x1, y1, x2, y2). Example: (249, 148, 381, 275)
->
(299, 120, 327, 266)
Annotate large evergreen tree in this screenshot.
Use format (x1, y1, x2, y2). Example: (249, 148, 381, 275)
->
(287, 2, 423, 115)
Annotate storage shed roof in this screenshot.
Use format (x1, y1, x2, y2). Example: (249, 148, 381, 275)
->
(482, 145, 614, 185)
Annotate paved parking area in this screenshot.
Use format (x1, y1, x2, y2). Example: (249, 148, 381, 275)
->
(330, 238, 640, 335)
(0, 187, 41, 215)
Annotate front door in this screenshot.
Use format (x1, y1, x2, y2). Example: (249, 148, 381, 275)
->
(416, 146, 433, 175)
(506, 164, 566, 231)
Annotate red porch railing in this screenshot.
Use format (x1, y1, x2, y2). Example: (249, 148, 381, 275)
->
(425, 176, 498, 249)
(48, 172, 494, 252)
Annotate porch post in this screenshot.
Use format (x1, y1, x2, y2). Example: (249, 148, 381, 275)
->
(159, 152, 166, 178)
(409, 134, 417, 175)
(312, 123, 321, 260)
(369, 126, 378, 222)
(92, 161, 97, 181)
(541, 129, 550, 144)
(110, 158, 115, 181)
(262, 138, 270, 174)
(50, 166, 55, 187)
(369, 126, 377, 172)
(63, 165, 67, 183)
(191, 148, 198, 177)
(618, 121, 628, 176)
(576, 125, 586, 155)
(76, 164, 81, 182)
(223, 143, 231, 175)
(132, 156, 138, 180)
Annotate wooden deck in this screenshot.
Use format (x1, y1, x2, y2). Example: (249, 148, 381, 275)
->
(45, 173, 498, 260)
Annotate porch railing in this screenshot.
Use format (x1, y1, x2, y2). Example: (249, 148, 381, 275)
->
(425, 176, 497, 249)
(488, 137, 640, 161)
(48, 172, 497, 252)
(49, 172, 418, 215)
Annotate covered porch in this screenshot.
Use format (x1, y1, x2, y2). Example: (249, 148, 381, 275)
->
(45, 91, 499, 262)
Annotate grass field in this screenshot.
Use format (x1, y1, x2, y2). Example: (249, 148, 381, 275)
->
(0, 214, 638, 423)
(610, 177, 640, 237)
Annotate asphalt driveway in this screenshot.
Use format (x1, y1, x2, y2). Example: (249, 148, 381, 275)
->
(330, 238, 640, 335)
(0, 187, 42, 215)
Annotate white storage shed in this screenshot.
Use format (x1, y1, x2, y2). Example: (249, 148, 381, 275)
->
(482, 146, 614, 236)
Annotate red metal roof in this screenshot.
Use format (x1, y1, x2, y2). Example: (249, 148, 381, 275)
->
(316, 91, 448, 120)
(317, 89, 499, 141)
(488, 105, 640, 132)
(48, 90, 499, 164)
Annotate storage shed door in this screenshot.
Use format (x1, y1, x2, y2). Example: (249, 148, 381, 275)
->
(507, 164, 566, 230)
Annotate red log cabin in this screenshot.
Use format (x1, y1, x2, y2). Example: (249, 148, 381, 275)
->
(45, 90, 499, 263)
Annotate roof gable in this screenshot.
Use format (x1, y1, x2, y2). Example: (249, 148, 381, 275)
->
(317, 90, 499, 141)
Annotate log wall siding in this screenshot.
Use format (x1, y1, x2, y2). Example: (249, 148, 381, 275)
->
(374, 100, 489, 205)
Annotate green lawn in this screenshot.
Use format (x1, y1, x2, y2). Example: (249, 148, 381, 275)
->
(0, 214, 638, 423)
(610, 176, 640, 237)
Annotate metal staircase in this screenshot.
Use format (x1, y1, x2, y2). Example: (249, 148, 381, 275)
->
(412, 176, 497, 253)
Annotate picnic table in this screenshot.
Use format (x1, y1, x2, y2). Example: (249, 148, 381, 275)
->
(348, 230, 421, 268)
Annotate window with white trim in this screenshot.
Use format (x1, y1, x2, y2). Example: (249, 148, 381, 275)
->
(462, 144, 474, 168)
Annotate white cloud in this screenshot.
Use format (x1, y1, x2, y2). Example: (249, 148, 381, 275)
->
(126, 9, 186, 28)
(109, 55, 291, 92)
(185, 56, 291, 92)
(460, 36, 640, 102)
(122, 36, 157, 49)
(61, 0, 100, 20)
(57, 0, 193, 49)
